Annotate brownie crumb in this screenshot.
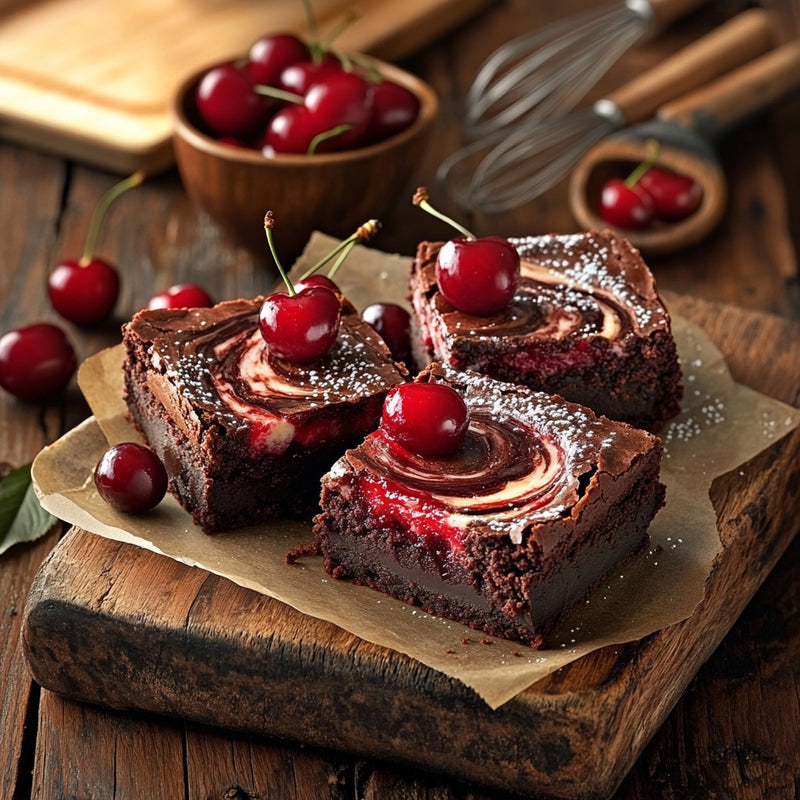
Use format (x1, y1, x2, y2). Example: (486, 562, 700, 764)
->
(285, 542, 319, 565)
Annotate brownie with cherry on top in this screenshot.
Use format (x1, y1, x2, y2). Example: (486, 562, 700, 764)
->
(121, 296, 407, 533)
(408, 229, 682, 431)
(311, 363, 665, 648)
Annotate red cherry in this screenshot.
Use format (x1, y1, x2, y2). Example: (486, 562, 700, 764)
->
(195, 62, 269, 138)
(0, 323, 77, 401)
(638, 166, 702, 220)
(262, 104, 317, 155)
(48, 257, 120, 325)
(362, 302, 411, 363)
(381, 383, 469, 458)
(278, 54, 342, 95)
(264, 71, 370, 154)
(246, 33, 310, 86)
(436, 237, 520, 316)
(293, 274, 341, 295)
(48, 172, 143, 325)
(147, 283, 214, 310)
(94, 442, 168, 514)
(598, 178, 655, 230)
(365, 79, 420, 143)
(413, 187, 520, 316)
(259, 285, 341, 363)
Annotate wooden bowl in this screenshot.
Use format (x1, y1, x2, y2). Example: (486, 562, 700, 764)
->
(568, 129, 727, 257)
(171, 59, 438, 265)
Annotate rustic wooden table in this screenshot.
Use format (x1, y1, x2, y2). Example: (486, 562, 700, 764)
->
(3, 1, 800, 798)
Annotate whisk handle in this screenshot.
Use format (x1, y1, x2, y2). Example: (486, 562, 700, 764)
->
(657, 41, 800, 136)
(605, 8, 774, 124)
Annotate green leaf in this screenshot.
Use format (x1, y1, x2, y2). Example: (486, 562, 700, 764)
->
(0, 462, 57, 557)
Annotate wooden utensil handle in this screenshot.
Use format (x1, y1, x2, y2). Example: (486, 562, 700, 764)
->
(607, 8, 774, 123)
(657, 41, 800, 134)
(647, 0, 710, 30)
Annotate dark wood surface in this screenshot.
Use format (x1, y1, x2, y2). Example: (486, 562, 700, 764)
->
(3, 1, 800, 799)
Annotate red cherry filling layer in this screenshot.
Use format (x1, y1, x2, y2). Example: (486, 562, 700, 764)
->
(356, 473, 467, 553)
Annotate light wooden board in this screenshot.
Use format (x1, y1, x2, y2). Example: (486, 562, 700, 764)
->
(22, 295, 800, 800)
(0, 0, 487, 173)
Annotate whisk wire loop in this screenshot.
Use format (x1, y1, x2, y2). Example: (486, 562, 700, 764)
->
(465, 2, 646, 136)
(460, 111, 618, 213)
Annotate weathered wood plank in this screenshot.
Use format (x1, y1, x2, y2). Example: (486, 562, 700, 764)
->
(32, 690, 186, 800)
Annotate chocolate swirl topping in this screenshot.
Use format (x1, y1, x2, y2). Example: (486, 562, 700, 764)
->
(129, 298, 405, 431)
(338, 363, 659, 546)
(415, 231, 669, 349)
(362, 413, 564, 515)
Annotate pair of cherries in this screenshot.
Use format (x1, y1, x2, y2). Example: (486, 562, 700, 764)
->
(599, 156, 702, 231)
(0, 173, 141, 403)
(1, 171, 215, 404)
(259, 186, 521, 367)
(195, 32, 420, 155)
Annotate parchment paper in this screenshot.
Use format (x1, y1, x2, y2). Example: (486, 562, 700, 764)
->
(32, 234, 800, 709)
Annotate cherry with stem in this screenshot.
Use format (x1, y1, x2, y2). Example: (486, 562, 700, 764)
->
(48, 171, 145, 326)
(259, 212, 342, 363)
(413, 187, 520, 316)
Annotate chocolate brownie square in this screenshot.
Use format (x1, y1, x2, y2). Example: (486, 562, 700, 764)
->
(409, 230, 682, 430)
(122, 297, 407, 533)
(311, 363, 665, 647)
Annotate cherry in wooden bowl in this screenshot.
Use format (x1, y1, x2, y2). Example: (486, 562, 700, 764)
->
(568, 130, 726, 257)
(171, 58, 438, 265)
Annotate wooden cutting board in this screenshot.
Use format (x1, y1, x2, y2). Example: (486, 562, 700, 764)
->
(22, 294, 800, 800)
(0, 0, 487, 173)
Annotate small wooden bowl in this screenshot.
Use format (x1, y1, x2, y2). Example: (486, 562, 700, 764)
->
(569, 134, 727, 257)
(171, 59, 438, 265)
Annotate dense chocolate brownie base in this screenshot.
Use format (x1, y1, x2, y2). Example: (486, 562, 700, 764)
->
(312, 364, 666, 647)
(125, 367, 385, 532)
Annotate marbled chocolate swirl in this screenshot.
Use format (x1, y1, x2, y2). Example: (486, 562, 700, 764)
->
(340, 364, 655, 548)
(126, 297, 406, 436)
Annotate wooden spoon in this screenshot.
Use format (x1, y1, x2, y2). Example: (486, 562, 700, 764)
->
(569, 40, 800, 256)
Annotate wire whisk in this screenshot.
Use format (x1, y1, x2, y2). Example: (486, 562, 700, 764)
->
(465, 0, 709, 139)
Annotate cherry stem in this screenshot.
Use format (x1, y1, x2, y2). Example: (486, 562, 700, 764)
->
(254, 85, 304, 105)
(264, 211, 296, 296)
(322, 11, 358, 50)
(327, 241, 357, 277)
(338, 49, 381, 81)
(624, 138, 661, 188)
(80, 171, 145, 265)
(308, 124, 352, 154)
(299, 219, 381, 279)
(412, 186, 474, 239)
(302, 0, 320, 54)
